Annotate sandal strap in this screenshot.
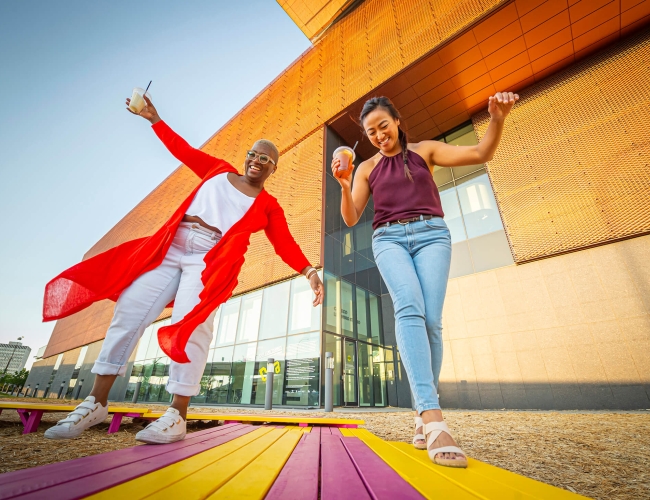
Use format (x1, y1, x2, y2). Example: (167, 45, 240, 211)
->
(429, 445, 465, 456)
(424, 421, 467, 458)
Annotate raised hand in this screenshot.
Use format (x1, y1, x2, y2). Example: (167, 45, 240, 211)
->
(125, 95, 161, 124)
(488, 92, 519, 122)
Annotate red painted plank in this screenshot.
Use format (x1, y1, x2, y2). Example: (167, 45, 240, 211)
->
(7, 425, 256, 500)
(320, 434, 371, 500)
(266, 432, 320, 500)
(0, 424, 246, 499)
(342, 437, 424, 500)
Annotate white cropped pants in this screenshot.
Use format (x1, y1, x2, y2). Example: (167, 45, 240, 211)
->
(92, 222, 220, 396)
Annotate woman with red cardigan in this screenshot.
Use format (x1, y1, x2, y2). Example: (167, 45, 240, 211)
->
(43, 96, 324, 443)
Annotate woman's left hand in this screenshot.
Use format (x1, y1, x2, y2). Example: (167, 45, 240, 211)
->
(309, 274, 325, 306)
(488, 91, 519, 122)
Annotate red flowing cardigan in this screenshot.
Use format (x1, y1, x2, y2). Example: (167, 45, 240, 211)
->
(43, 121, 311, 364)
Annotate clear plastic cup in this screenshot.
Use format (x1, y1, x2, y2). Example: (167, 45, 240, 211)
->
(333, 146, 355, 173)
(128, 87, 151, 114)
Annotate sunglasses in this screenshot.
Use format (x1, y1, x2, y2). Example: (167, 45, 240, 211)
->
(246, 150, 276, 166)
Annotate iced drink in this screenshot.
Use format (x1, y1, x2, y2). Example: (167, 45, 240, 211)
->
(129, 87, 150, 114)
(333, 146, 355, 178)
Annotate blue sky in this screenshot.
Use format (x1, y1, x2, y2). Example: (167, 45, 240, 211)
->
(0, 1, 311, 368)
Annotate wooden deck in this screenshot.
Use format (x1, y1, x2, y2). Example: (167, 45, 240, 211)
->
(0, 419, 587, 499)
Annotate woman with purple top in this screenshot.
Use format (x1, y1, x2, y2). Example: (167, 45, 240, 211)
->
(331, 92, 518, 468)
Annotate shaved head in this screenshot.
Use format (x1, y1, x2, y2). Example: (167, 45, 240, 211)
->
(253, 139, 279, 164)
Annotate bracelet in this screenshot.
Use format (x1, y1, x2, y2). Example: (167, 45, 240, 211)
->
(306, 267, 318, 280)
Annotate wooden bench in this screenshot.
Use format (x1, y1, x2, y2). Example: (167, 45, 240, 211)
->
(0, 402, 150, 435)
(0, 420, 586, 499)
(140, 411, 364, 428)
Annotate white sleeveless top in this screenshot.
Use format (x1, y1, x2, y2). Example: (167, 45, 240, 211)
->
(186, 173, 255, 235)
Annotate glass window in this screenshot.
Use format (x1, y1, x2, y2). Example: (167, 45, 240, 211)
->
(207, 346, 233, 404)
(236, 291, 262, 343)
(323, 271, 340, 334)
(439, 184, 467, 243)
(456, 171, 503, 238)
(74, 345, 88, 370)
(324, 334, 342, 406)
(356, 287, 368, 340)
(209, 306, 222, 348)
(284, 332, 320, 406)
(340, 280, 355, 337)
(258, 281, 291, 340)
(53, 353, 64, 370)
(229, 342, 257, 404)
(369, 293, 381, 345)
(288, 276, 321, 335)
(371, 345, 387, 407)
(357, 343, 373, 407)
(254, 338, 286, 405)
(216, 298, 241, 346)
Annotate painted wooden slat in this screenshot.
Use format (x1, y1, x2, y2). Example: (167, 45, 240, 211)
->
(140, 412, 363, 426)
(329, 427, 342, 436)
(391, 442, 586, 500)
(207, 428, 304, 499)
(11, 426, 256, 500)
(142, 428, 289, 499)
(0, 402, 149, 414)
(341, 437, 424, 499)
(266, 431, 320, 500)
(0, 425, 243, 497)
(320, 433, 371, 500)
(345, 429, 478, 499)
(88, 427, 275, 500)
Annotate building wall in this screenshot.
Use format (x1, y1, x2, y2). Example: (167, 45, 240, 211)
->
(438, 234, 650, 410)
(0, 343, 31, 373)
(473, 29, 650, 262)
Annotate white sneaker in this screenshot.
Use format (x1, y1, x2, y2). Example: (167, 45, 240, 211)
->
(135, 407, 186, 444)
(44, 396, 109, 440)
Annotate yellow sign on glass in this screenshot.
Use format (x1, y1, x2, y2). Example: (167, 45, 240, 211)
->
(259, 361, 281, 382)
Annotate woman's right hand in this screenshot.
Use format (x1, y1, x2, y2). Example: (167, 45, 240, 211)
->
(125, 95, 161, 124)
(331, 157, 352, 190)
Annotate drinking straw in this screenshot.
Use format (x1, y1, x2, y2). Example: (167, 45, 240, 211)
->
(144, 80, 152, 95)
(352, 141, 358, 151)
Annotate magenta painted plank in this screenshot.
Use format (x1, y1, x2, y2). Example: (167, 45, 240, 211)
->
(23, 411, 43, 434)
(7, 425, 257, 500)
(330, 427, 342, 436)
(0, 424, 245, 499)
(320, 434, 371, 500)
(266, 432, 320, 500)
(107, 413, 123, 434)
(342, 437, 424, 500)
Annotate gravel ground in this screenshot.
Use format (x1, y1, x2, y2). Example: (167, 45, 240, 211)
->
(1, 397, 648, 499)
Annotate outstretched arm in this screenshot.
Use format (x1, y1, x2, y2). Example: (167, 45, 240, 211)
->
(416, 91, 519, 168)
(265, 203, 324, 306)
(330, 158, 372, 227)
(126, 95, 218, 178)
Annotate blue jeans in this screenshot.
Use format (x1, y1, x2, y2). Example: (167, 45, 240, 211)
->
(372, 218, 451, 414)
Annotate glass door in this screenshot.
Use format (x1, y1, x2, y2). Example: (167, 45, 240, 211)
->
(342, 340, 358, 406)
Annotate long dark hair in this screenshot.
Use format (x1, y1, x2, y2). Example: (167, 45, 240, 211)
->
(359, 96, 413, 181)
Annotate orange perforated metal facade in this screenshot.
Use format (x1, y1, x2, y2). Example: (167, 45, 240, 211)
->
(473, 29, 650, 262)
(277, 0, 355, 40)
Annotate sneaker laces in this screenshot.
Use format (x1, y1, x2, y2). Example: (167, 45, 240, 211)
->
(57, 400, 99, 425)
(145, 411, 182, 432)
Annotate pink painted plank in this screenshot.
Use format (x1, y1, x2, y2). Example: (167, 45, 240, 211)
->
(342, 437, 424, 500)
(320, 434, 371, 500)
(266, 432, 320, 500)
(107, 413, 123, 434)
(330, 427, 342, 436)
(0, 424, 247, 499)
(23, 411, 43, 434)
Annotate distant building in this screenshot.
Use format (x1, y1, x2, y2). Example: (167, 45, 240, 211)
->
(34, 346, 47, 360)
(0, 342, 31, 374)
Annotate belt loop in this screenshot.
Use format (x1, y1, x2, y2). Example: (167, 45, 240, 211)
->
(419, 215, 423, 221)
(386, 221, 391, 227)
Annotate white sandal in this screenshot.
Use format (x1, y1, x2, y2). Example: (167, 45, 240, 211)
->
(413, 416, 426, 450)
(424, 421, 468, 468)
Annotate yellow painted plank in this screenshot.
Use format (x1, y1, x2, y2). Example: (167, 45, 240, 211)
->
(0, 402, 148, 413)
(144, 428, 290, 499)
(391, 442, 587, 500)
(207, 428, 304, 499)
(346, 429, 479, 499)
(88, 427, 274, 500)
(339, 427, 356, 437)
(140, 412, 363, 425)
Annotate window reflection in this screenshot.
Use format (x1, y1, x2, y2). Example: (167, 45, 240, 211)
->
(259, 281, 290, 340)
(236, 291, 262, 343)
(216, 298, 240, 346)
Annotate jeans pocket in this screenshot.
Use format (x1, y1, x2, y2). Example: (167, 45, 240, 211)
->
(424, 217, 447, 230)
(190, 233, 217, 253)
(372, 226, 387, 239)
